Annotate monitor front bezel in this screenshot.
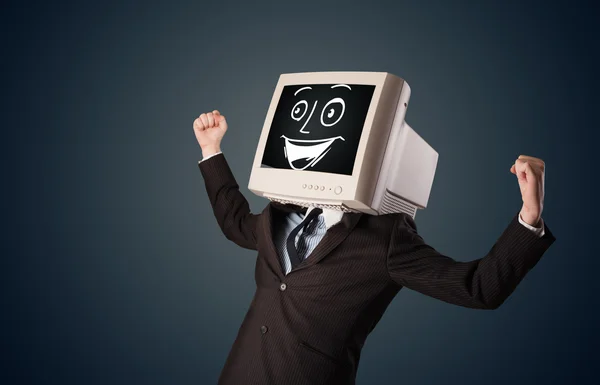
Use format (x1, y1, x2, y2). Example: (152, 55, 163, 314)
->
(249, 71, 403, 207)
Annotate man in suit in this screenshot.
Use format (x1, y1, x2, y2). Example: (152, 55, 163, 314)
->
(193, 110, 555, 385)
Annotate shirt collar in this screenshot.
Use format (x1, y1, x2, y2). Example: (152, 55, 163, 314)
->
(306, 206, 344, 230)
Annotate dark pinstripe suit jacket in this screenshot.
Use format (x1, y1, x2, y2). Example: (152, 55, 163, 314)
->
(198, 153, 555, 385)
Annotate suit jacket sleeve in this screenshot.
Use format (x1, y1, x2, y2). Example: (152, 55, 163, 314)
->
(386, 212, 556, 309)
(198, 153, 261, 250)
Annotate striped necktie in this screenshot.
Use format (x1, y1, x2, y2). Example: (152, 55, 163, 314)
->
(286, 208, 323, 269)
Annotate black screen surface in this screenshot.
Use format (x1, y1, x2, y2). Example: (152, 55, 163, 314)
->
(260, 83, 375, 175)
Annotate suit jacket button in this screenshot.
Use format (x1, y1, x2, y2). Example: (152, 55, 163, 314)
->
(279, 283, 287, 291)
(260, 325, 268, 334)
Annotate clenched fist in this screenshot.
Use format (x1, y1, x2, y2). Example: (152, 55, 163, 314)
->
(193, 110, 228, 157)
(510, 155, 545, 227)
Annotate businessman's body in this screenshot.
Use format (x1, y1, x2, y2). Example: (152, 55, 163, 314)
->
(194, 111, 555, 385)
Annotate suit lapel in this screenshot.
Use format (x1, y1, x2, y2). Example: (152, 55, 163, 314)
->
(290, 211, 362, 274)
(261, 202, 363, 276)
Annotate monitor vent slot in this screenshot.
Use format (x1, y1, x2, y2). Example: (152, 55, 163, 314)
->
(380, 189, 417, 218)
(266, 197, 357, 213)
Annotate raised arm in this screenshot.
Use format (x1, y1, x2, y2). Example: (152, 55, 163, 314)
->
(387, 212, 555, 309)
(194, 110, 261, 250)
(387, 155, 555, 309)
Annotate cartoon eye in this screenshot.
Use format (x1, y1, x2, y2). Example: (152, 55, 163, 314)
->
(320, 97, 345, 127)
(291, 100, 308, 121)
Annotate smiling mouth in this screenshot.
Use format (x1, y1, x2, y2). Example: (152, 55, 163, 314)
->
(281, 135, 345, 170)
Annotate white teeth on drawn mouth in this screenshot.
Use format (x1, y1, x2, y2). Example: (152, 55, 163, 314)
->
(281, 135, 345, 170)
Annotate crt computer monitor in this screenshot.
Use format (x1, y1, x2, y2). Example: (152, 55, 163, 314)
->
(248, 71, 438, 218)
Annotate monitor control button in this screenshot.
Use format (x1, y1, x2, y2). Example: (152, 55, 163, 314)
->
(308, 184, 313, 189)
(334, 186, 342, 195)
(302, 184, 307, 189)
(320, 186, 325, 191)
(314, 184, 319, 190)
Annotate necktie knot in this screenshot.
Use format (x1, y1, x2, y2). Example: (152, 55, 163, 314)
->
(286, 208, 323, 269)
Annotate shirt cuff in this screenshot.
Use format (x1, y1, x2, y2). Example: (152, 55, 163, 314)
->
(198, 151, 223, 163)
(518, 213, 545, 238)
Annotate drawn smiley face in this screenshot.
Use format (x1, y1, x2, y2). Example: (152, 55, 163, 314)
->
(261, 83, 375, 175)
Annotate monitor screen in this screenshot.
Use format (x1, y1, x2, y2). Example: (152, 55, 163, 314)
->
(260, 83, 375, 175)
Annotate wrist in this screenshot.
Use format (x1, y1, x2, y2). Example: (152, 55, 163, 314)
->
(519, 209, 541, 227)
(201, 145, 221, 158)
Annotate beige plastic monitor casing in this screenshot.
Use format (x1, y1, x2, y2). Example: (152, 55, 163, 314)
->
(248, 71, 437, 217)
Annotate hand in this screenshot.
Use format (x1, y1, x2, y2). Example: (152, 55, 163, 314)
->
(510, 155, 545, 227)
(193, 110, 228, 157)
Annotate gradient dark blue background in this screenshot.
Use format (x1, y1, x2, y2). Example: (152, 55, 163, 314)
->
(2, 1, 597, 384)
